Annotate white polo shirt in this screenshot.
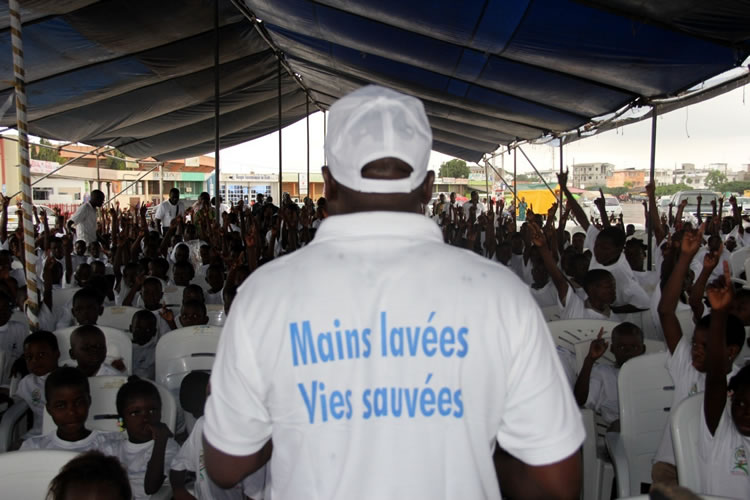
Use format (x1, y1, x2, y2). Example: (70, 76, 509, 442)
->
(155, 200, 186, 230)
(69, 202, 98, 245)
(205, 211, 584, 500)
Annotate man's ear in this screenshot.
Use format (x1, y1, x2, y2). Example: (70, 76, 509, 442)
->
(420, 171, 435, 204)
(322, 167, 337, 201)
(728, 344, 741, 361)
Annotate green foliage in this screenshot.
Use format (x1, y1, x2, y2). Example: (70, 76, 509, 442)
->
(704, 169, 728, 190)
(515, 173, 536, 182)
(439, 159, 470, 179)
(31, 138, 65, 163)
(601, 186, 628, 197)
(713, 181, 750, 194)
(654, 183, 691, 197)
(103, 149, 129, 170)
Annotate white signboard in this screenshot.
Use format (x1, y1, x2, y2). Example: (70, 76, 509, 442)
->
(30, 159, 59, 174)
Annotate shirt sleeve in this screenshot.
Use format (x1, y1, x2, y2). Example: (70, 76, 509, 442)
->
(203, 297, 272, 456)
(495, 293, 585, 465)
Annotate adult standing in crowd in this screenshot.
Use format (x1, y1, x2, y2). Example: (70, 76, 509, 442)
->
(68, 189, 104, 244)
(204, 85, 583, 499)
(155, 188, 185, 235)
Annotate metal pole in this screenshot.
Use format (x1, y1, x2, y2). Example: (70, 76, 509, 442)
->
(559, 138, 564, 223)
(277, 55, 282, 204)
(484, 160, 490, 203)
(483, 160, 518, 204)
(513, 146, 517, 221)
(648, 107, 658, 270)
(518, 146, 558, 199)
(9, 0, 38, 327)
(323, 110, 327, 165)
(107, 164, 161, 204)
(214, 0, 221, 222)
(158, 163, 163, 201)
(96, 153, 101, 192)
(306, 95, 310, 198)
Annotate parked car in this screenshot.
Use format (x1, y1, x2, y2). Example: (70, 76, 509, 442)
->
(603, 196, 622, 219)
(670, 190, 719, 223)
(6, 204, 57, 230)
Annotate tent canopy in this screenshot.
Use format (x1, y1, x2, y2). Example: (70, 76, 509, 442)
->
(0, 0, 748, 162)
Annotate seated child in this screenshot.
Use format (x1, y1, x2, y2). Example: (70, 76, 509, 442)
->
(0, 291, 26, 385)
(160, 300, 209, 331)
(20, 366, 111, 452)
(115, 262, 139, 306)
(14, 331, 60, 437)
(55, 286, 104, 330)
(126, 277, 172, 337)
(69, 325, 122, 377)
(104, 376, 180, 499)
(204, 264, 225, 305)
(574, 323, 645, 429)
(47, 450, 132, 500)
(149, 258, 170, 289)
(171, 261, 194, 288)
(70, 240, 88, 277)
(653, 229, 746, 486)
(130, 311, 158, 380)
(182, 284, 205, 306)
(528, 253, 558, 309)
(699, 266, 750, 498)
(171, 372, 266, 500)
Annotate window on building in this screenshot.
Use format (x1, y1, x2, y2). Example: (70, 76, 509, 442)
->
(33, 187, 53, 201)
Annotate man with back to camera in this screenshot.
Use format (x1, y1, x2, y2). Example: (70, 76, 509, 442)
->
(203, 85, 584, 499)
(155, 188, 185, 235)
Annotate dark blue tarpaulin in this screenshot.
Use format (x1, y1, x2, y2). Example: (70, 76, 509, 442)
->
(0, 0, 747, 162)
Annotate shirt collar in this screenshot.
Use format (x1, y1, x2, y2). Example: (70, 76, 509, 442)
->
(314, 212, 443, 243)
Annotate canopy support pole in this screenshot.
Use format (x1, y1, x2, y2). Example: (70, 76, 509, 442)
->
(559, 138, 564, 223)
(213, 0, 221, 221)
(484, 160, 490, 202)
(96, 153, 101, 191)
(306, 94, 310, 198)
(9, 0, 37, 327)
(518, 146, 558, 200)
(277, 55, 282, 204)
(158, 163, 163, 201)
(323, 111, 327, 165)
(647, 107, 658, 270)
(482, 160, 518, 205)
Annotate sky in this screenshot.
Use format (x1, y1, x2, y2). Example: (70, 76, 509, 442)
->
(216, 82, 750, 177)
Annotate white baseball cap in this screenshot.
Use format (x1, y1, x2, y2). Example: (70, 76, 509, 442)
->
(324, 85, 432, 194)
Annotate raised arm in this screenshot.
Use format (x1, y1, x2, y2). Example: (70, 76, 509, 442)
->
(688, 244, 721, 321)
(0, 195, 8, 243)
(558, 171, 589, 231)
(594, 189, 610, 228)
(674, 199, 687, 228)
(703, 262, 732, 435)
(529, 221, 569, 303)
(657, 223, 704, 353)
(574, 328, 607, 406)
(645, 183, 666, 245)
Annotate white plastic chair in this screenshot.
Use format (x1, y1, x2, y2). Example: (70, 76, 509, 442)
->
(581, 408, 615, 500)
(54, 326, 133, 374)
(98, 306, 140, 331)
(541, 304, 562, 322)
(155, 326, 220, 393)
(206, 303, 225, 327)
(730, 246, 750, 277)
(0, 400, 30, 452)
(52, 286, 80, 311)
(671, 393, 704, 493)
(42, 376, 177, 434)
(739, 327, 750, 366)
(546, 319, 621, 360)
(606, 352, 675, 497)
(0, 449, 79, 499)
(162, 285, 185, 306)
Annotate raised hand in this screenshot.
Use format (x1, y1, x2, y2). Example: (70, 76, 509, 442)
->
(703, 242, 723, 271)
(586, 328, 608, 361)
(147, 421, 174, 443)
(680, 222, 706, 257)
(706, 261, 733, 311)
(528, 221, 546, 248)
(645, 182, 655, 197)
(159, 306, 174, 323)
(557, 170, 568, 189)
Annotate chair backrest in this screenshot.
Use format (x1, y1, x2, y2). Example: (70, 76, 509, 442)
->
(52, 286, 80, 310)
(54, 326, 133, 373)
(670, 393, 704, 493)
(155, 326, 221, 393)
(0, 449, 80, 499)
(42, 375, 177, 434)
(573, 338, 666, 375)
(98, 306, 140, 332)
(617, 352, 675, 495)
(540, 304, 562, 322)
(206, 304, 225, 327)
(162, 285, 185, 307)
(546, 319, 621, 359)
(740, 327, 750, 366)
(730, 246, 750, 277)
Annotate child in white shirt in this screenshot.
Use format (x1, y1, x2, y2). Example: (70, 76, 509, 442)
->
(574, 322, 645, 429)
(47, 450, 133, 500)
(0, 293, 26, 386)
(20, 366, 112, 452)
(14, 331, 60, 438)
(104, 377, 180, 499)
(130, 310, 158, 380)
(699, 268, 750, 499)
(69, 325, 123, 377)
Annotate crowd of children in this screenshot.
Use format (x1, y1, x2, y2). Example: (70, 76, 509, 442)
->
(0, 173, 749, 498)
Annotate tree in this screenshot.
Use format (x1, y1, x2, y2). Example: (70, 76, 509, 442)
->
(516, 173, 536, 182)
(704, 169, 728, 190)
(602, 186, 628, 197)
(654, 183, 690, 197)
(686, 177, 693, 184)
(103, 149, 129, 170)
(31, 138, 65, 164)
(439, 159, 470, 179)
